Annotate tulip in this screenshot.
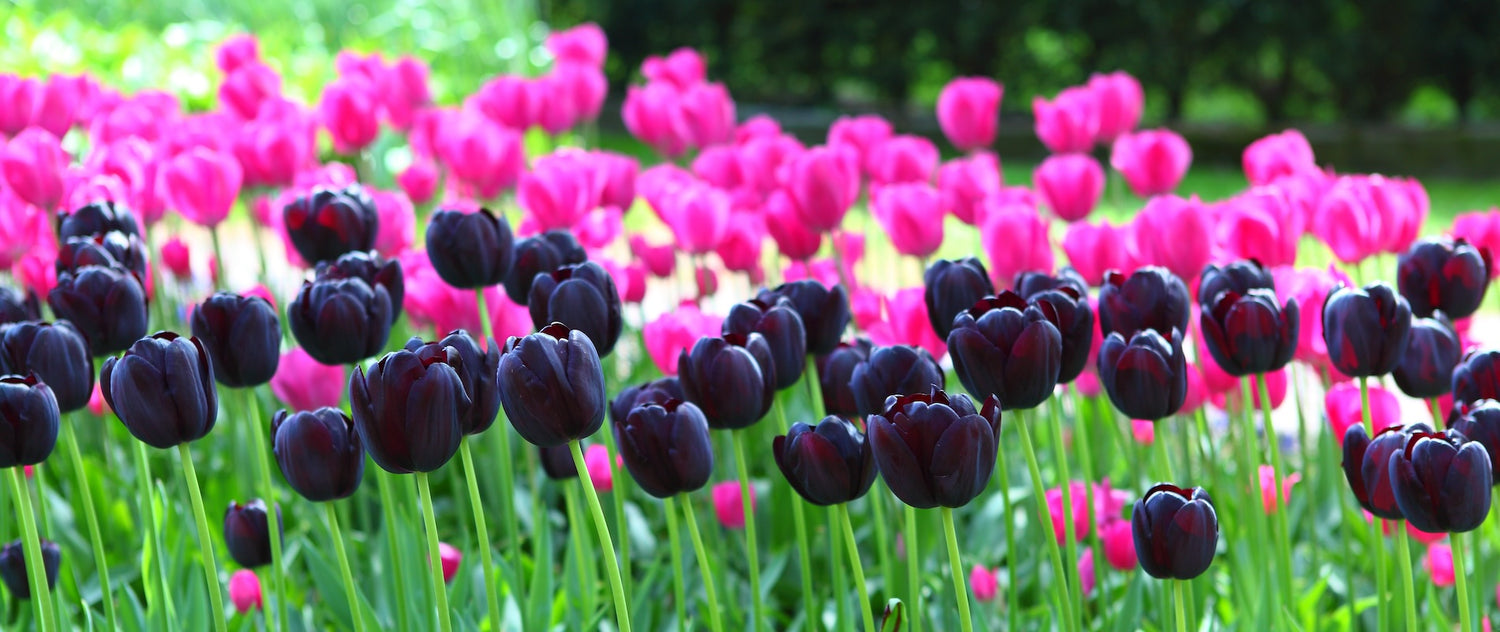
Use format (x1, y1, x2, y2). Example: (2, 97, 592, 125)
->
(0, 321, 93, 413)
(1132, 419, 1156, 445)
(0, 75, 38, 137)
(1258, 465, 1301, 514)
(161, 147, 242, 228)
(760, 280, 851, 356)
(860, 287, 948, 361)
(1110, 129, 1192, 198)
(764, 191, 822, 261)
(621, 82, 690, 158)
(655, 181, 730, 255)
(1034, 154, 1104, 222)
(592, 151, 638, 211)
(1088, 72, 1144, 143)
(1325, 382, 1399, 445)
(56, 231, 149, 282)
(48, 264, 148, 356)
(1198, 288, 1299, 376)
(872, 183, 944, 258)
(724, 297, 807, 389)
(271, 407, 364, 501)
(540, 444, 579, 479)
(613, 399, 714, 498)
(0, 539, 59, 599)
(818, 338, 872, 418)
(679, 333, 776, 430)
(368, 188, 415, 258)
(380, 56, 432, 131)
(679, 82, 736, 149)
(223, 499, 279, 569)
(424, 208, 515, 290)
(1349, 423, 1432, 520)
(268, 349, 345, 414)
(191, 292, 281, 388)
(924, 259, 994, 341)
(1131, 483, 1219, 580)
(0, 128, 66, 211)
(318, 78, 380, 153)
(1397, 237, 1490, 319)
(980, 205, 1055, 291)
(1322, 283, 1413, 378)
(712, 480, 755, 529)
(0, 374, 59, 467)
(1098, 328, 1188, 421)
(849, 345, 946, 418)
(1390, 430, 1493, 532)
(1033, 87, 1099, 154)
(58, 200, 141, 242)
(1424, 543, 1455, 587)
(1312, 176, 1382, 264)
(1243, 130, 1317, 186)
(350, 346, 469, 473)
(160, 237, 191, 278)
(1130, 195, 1213, 282)
(546, 23, 607, 68)
(827, 114, 893, 176)
(218, 62, 279, 120)
(936, 77, 1002, 152)
(1062, 221, 1132, 286)
(1098, 267, 1191, 339)
(1030, 286, 1096, 384)
(582, 443, 615, 492)
(283, 185, 379, 265)
(1198, 259, 1275, 304)
(0, 288, 40, 326)
(396, 160, 439, 205)
(228, 569, 263, 613)
(287, 276, 394, 366)
(101, 332, 217, 448)
(438, 542, 462, 583)
(497, 324, 606, 447)
(527, 262, 623, 358)
(609, 378, 686, 425)
(505, 230, 588, 305)
(405, 330, 500, 435)
(773, 416, 878, 508)
(1101, 519, 1138, 570)
(869, 135, 939, 185)
(782, 145, 861, 232)
(518, 153, 602, 232)
(1454, 350, 1500, 407)
(1393, 315, 1462, 399)
(970, 565, 999, 602)
(868, 387, 1001, 509)
(1371, 175, 1427, 255)
(948, 291, 1062, 410)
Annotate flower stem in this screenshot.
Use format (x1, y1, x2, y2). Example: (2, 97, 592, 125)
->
(663, 497, 689, 630)
(1358, 376, 1387, 632)
(1235, 377, 1274, 612)
(324, 503, 367, 632)
(600, 429, 633, 598)
(837, 504, 878, 632)
(997, 446, 1020, 632)
(729, 429, 763, 630)
(804, 357, 825, 415)
(829, 506, 852, 632)
(791, 498, 817, 632)
(1015, 417, 1076, 628)
(210, 225, 227, 291)
(1393, 528, 1418, 632)
(132, 440, 175, 622)
(1454, 531, 1474, 632)
(375, 471, 411, 630)
(178, 443, 227, 632)
(1257, 373, 1296, 603)
(63, 418, 116, 631)
(245, 389, 288, 632)
(476, 289, 524, 582)
(458, 440, 504, 630)
(681, 495, 725, 632)
(562, 481, 596, 616)
(904, 504, 922, 632)
(415, 472, 454, 632)
(1173, 580, 1188, 632)
(1047, 397, 1084, 627)
(8, 466, 52, 632)
(940, 507, 974, 632)
(569, 440, 633, 632)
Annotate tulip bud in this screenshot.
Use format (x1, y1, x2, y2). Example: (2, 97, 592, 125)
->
(223, 499, 281, 569)
(498, 324, 606, 447)
(504, 230, 588, 305)
(774, 416, 877, 505)
(783, 145, 861, 232)
(438, 542, 462, 583)
(923, 258, 994, 341)
(1198, 288, 1299, 377)
(528, 262, 623, 358)
(712, 480, 755, 529)
(287, 276, 393, 366)
(1028, 285, 1096, 384)
(936, 77, 1001, 152)
(868, 387, 1002, 509)
(425, 208, 516, 289)
(1098, 267, 1191, 339)
(1097, 328, 1188, 421)
(1397, 237, 1490, 319)
(350, 347, 469, 473)
(0, 321, 93, 413)
(817, 338, 872, 418)
(609, 377, 686, 425)
(970, 565, 999, 602)
(283, 185, 379, 265)
(849, 345, 945, 418)
(1033, 153, 1104, 222)
(759, 280, 851, 356)
(723, 296, 807, 390)
(57, 200, 141, 243)
(1322, 282, 1413, 378)
(313, 250, 405, 326)
(0, 539, 59, 599)
(1110, 130, 1192, 198)
(1131, 483, 1219, 580)
(56, 231, 149, 282)
(405, 331, 500, 435)
(613, 399, 714, 498)
(1100, 519, 1137, 571)
(948, 292, 1063, 411)
(679, 333, 776, 430)
(1390, 430, 1493, 533)
(1197, 259, 1275, 305)
(228, 569, 263, 613)
(47, 264, 149, 356)
(272, 407, 364, 501)
(0, 374, 59, 467)
(1393, 315, 1462, 399)
(0, 287, 41, 326)
(191, 292, 281, 388)
(102, 333, 218, 448)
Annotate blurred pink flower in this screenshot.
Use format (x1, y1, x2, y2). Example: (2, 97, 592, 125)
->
(970, 565, 999, 602)
(1324, 382, 1400, 444)
(1311, 176, 1381, 264)
(1088, 71, 1143, 143)
(1, 127, 67, 210)
(622, 83, 690, 158)
(576, 207, 623, 250)
(1034, 153, 1104, 222)
(439, 542, 462, 583)
(644, 303, 721, 375)
(1243, 130, 1317, 186)
(1100, 519, 1137, 570)
(235, 103, 315, 189)
(1258, 465, 1300, 514)
(161, 147, 242, 227)
(379, 56, 432, 131)
(546, 23, 608, 68)
(1369, 175, 1427, 255)
(938, 153, 1001, 226)
(716, 212, 766, 282)
(271, 347, 346, 408)
(318, 78, 381, 153)
(629, 234, 678, 278)
(0, 191, 50, 269)
(1205, 365, 1288, 411)
(0, 75, 39, 137)
(869, 135, 938, 185)
(228, 569, 263, 613)
(873, 183, 943, 258)
(370, 189, 415, 257)
(219, 61, 282, 120)
(1110, 129, 1191, 197)
(764, 190, 822, 261)
(1452, 210, 1500, 277)
(1079, 548, 1096, 597)
(592, 151, 639, 211)
(981, 205, 1053, 290)
(15, 248, 58, 297)
(474, 75, 539, 130)
(936, 77, 1002, 152)
(161, 237, 192, 278)
(216, 34, 261, 74)
(827, 114, 893, 177)
(657, 181, 731, 254)
(680, 82, 736, 150)
(34, 74, 89, 138)
(642, 48, 707, 89)
(1033, 87, 1098, 154)
(1132, 419, 1155, 445)
(1130, 194, 1213, 282)
(1424, 543, 1454, 587)
(519, 153, 601, 232)
(712, 481, 755, 529)
(438, 110, 525, 200)
(735, 114, 781, 144)
(1216, 187, 1302, 268)
(396, 160, 439, 205)
(863, 287, 945, 360)
(89, 99, 166, 145)
(1063, 220, 1132, 286)
(782, 145, 861, 232)
(584, 443, 616, 492)
(546, 64, 608, 128)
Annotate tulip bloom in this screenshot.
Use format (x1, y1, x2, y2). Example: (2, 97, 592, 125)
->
(527, 262, 624, 358)
(1088, 72, 1144, 143)
(0, 539, 59, 599)
(849, 345, 946, 417)
(782, 145, 861, 232)
(938, 154, 1001, 225)
(161, 147, 243, 228)
(936, 77, 1001, 152)
(1243, 130, 1317, 186)
(0, 375, 59, 468)
(867, 388, 1002, 509)
(1390, 431, 1493, 532)
(497, 324, 607, 448)
(287, 276, 394, 366)
(1100, 519, 1138, 571)
(1325, 382, 1399, 445)
(613, 399, 714, 498)
(1322, 282, 1413, 378)
(948, 292, 1063, 410)
(0, 128, 66, 211)
(679, 333, 776, 430)
(924, 258, 994, 341)
(1062, 221, 1132, 286)
(1034, 154, 1105, 222)
(760, 280, 851, 356)
(102, 332, 218, 448)
(191, 292, 281, 388)
(1198, 288, 1299, 377)
(1129, 195, 1214, 282)
(47, 264, 149, 357)
(774, 416, 877, 506)
(1110, 129, 1191, 198)
(980, 205, 1055, 290)
(425, 208, 516, 289)
(223, 499, 278, 569)
(1097, 267, 1191, 339)
(505, 230, 587, 305)
(817, 338, 872, 418)
(970, 565, 999, 602)
(282, 185, 379, 266)
(724, 297, 807, 390)
(1033, 87, 1099, 154)
(350, 347, 469, 473)
(1098, 328, 1188, 421)
(271, 407, 364, 501)
(228, 569, 263, 613)
(1393, 315, 1462, 399)
(1131, 484, 1219, 580)
(0, 321, 93, 413)
(1396, 237, 1490, 319)
(712, 481, 755, 529)
(872, 183, 944, 258)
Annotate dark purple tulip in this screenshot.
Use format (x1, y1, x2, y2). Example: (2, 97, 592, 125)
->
(924, 258, 994, 340)
(272, 407, 364, 501)
(0, 287, 40, 326)
(1389, 430, 1493, 533)
(0, 539, 59, 599)
(1198, 289, 1299, 376)
(1097, 328, 1188, 421)
(1453, 349, 1500, 407)
(947, 291, 1062, 411)
(504, 230, 587, 305)
(850, 345, 945, 417)
(1197, 259, 1274, 305)
(1393, 315, 1462, 399)
(0, 374, 59, 467)
(1013, 267, 1088, 299)
(1030, 287, 1095, 384)
(405, 331, 500, 435)
(426, 207, 516, 289)
(191, 292, 281, 388)
(679, 333, 776, 430)
(283, 184, 379, 265)
(1397, 237, 1490, 319)
(1341, 424, 1377, 513)
(1097, 267, 1191, 338)
(1355, 423, 1432, 519)
(287, 276, 393, 366)
(867, 388, 1002, 509)
(613, 400, 715, 498)
(759, 280, 850, 356)
(609, 377, 685, 424)
(315, 251, 404, 325)
(1130, 483, 1219, 580)
(56, 231, 148, 280)
(498, 324, 606, 447)
(349, 347, 470, 473)
(223, 499, 280, 569)
(0, 321, 93, 412)
(774, 416, 877, 506)
(540, 444, 578, 480)
(1448, 400, 1500, 485)
(724, 296, 807, 389)
(528, 262, 623, 358)
(817, 338, 872, 418)
(101, 332, 218, 448)
(57, 200, 140, 242)
(47, 264, 148, 356)
(1321, 282, 1412, 378)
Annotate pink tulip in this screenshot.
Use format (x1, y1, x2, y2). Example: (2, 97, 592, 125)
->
(873, 183, 943, 259)
(1425, 544, 1455, 587)
(591, 152, 639, 212)
(378, 56, 431, 131)
(787, 259, 843, 291)
(1407, 521, 1446, 546)
(88, 381, 108, 416)
(981, 206, 1054, 290)
(1206, 365, 1288, 411)
(216, 34, 260, 74)
(1452, 210, 1500, 277)
(735, 115, 782, 144)
(782, 145, 861, 232)
(1311, 176, 1381, 264)
(335, 50, 387, 85)
(242, 284, 277, 310)
(219, 61, 282, 121)
(319, 78, 380, 153)
(936, 77, 1002, 152)
(1130, 194, 1213, 282)
(1110, 129, 1191, 197)
(370, 189, 415, 257)
(87, 137, 161, 220)
(396, 160, 439, 205)
(0, 75, 38, 137)
(712, 481, 755, 529)
(14, 249, 58, 298)
(574, 207, 622, 250)
(1369, 175, 1427, 255)
(1, 127, 67, 210)
(474, 75, 539, 130)
(235, 111, 315, 189)
(1034, 153, 1105, 222)
(1100, 519, 1137, 570)
(970, 565, 999, 602)
(834, 231, 865, 278)
(1324, 382, 1399, 444)
(228, 569, 263, 613)
(629, 234, 678, 278)
(438, 111, 525, 200)
(271, 348, 347, 405)
(1078, 548, 1097, 597)
(64, 173, 132, 215)
(869, 135, 938, 185)
(33, 75, 88, 138)
(692, 146, 751, 197)
(642, 48, 707, 89)
(399, 253, 531, 343)
(520, 153, 603, 231)
(547, 64, 608, 128)
(864, 287, 945, 360)
(1216, 188, 1301, 268)
(1033, 87, 1099, 154)
(547, 23, 608, 68)
(622, 263, 648, 304)
(739, 133, 804, 196)
(1088, 71, 1144, 143)
(89, 99, 165, 146)
(1243, 130, 1317, 186)
(644, 303, 720, 375)
(827, 114, 893, 177)
(716, 212, 766, 281)
(680, 82, 736, 150)
(584, 444, 616, 492)
(1273, 265, 1352, 378)
(1132, 420, 1155, 445)
(1075, 370, 1102, 398)
(161, 238, 192, 278)
(938, 153, 1001, 225)
(1062, 220, 1131, 286)
(622, 82, 691, 158)
(1258, 465, 1300, 514)
(439, 542, 462, 583)
(0, 191, 49, 269)
(1046, 481, 1096, 544)
(657, 182, 731, 254)
(161, 147, 242, 227)
(764, 190, 822, 261)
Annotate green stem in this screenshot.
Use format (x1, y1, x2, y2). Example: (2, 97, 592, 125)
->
(600, 430, 632, 599)
(805, 357, 825, 417)
(829, 507, 852, 632)
(324, 503, 367, 632)
(664, 497, 689, 630)
(1015, 417, 1075, 627)
(940, 508, 974, 632)
(1358, 377, 1387, 632)
(178, 444, 227, 632)
(244, 390, 287, 632)
(837, 505, 878, 632)
(210, 225, 226, 291)
(569, 441, 632, 632)
(791, 499, 817, 632)
(997, 447, 1019, 632)
(132, 440, 174, 623)
(8, 467, 51, 632)
(458, 441, 504, 630)
(63, 419, 115, 631)
(1257, 373, 1295, 603)
(1393, 528, 1418, 632)
(1454, 531, 1474, 632)
(681, 496, 725, 632)
(415, 472, 454, 632)
(728, 430, 763, 631)
(476, 289, 523, 584)
(904, 504, 922, 632)
(1235, 377, 1273, 612)
(1173, 580, 1188, 632)
(563, 481, 596, 617)
(374, 471, 410, 630)
(1047, 397, 1083, 628)
(868, 485, 895, 608)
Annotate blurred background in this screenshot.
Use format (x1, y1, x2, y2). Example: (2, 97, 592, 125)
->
(6, 0, 1500, 176)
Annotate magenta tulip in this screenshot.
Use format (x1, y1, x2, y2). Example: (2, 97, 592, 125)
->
(1033, 87, 1099, 154)
(1, 128, 66, 210)
(643, 304, 721, 376)
(1311, 175, 1381, 264)
(161, 147, 243, 228)
(658, 181, 731, 255)
(1130, 194, 1213, 282)
(317, 78, 380, 153)
(546, 23, 608, 68)
(546, 63, 607, 128)
(1451, 211, 1500, 277)
(680, 82, 736, 150)
(518, 153, 602, 232)
(827, 114, 893, 177)
(378, 56, 431, 131)
(33, 74, 88, 138)
(474, 75, 539, 130)
(783, 145, 861, 232)
(1369, 175, 1427, 255)
(764, 190, 822, 261)
(270, 347, 346, 411)
(1216, 187, 1303, 268)
(219, 61, 281, 121)
(862, 287, 946, 361)
(1034, 153, 1105, 222)
(437, 111, 525, 200)
(1088, 71, 1144, 143)
(938, 153, 1001, 225)
(1110, 129, 1192, 197)
(982, 206, 1054, 290)
(936, 77, 1002, 151)
(1063, 220, 1133, 286)
(0, 75, 38, 137)
(869, 135, 938, 185)
(873, 183, 943, 259)
(395, 160, 438, 205)
(622, 82, 690, 158)
(215, 34, 260, 74)
(1243, 130, 1317, 186)
(642, 48, 708, 89)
